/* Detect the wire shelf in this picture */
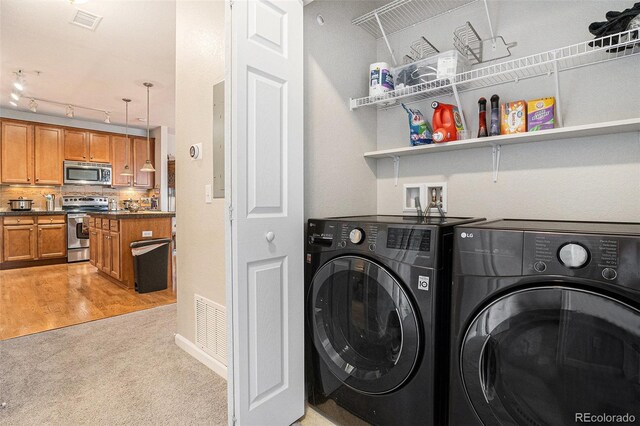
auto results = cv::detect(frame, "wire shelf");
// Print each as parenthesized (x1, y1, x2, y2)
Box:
(350, 29, 640, 110)
(352, 0, 478, 39)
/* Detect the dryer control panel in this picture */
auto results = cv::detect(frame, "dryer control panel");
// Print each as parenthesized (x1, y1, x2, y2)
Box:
(523, 232, 638, 284)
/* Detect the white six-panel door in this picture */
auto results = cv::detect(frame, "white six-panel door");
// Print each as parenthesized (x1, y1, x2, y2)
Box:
(226, 0, 304, 424)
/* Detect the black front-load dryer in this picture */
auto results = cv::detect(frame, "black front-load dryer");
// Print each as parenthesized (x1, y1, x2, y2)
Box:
(305, 215, 485, 426)
(450, 219, 640, 426)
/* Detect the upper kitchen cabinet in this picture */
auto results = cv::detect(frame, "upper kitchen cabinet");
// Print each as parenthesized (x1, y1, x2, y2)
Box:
(132, 137, 155, 189)
(88, 133, 111, 163)
(111, 135, 132, 187)
(64, 130, 111, 163)
(34, 126, 64, 185)
(1, 121, 34, 184)
(64, 129, 88, 161)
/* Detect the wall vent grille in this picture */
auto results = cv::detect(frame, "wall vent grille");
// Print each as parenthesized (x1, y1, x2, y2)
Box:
(195, 295, 227, 365)
(70, 9, 103, 31)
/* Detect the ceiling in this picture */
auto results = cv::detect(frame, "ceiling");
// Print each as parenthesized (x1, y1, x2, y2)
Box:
(0, 0, 176, 130)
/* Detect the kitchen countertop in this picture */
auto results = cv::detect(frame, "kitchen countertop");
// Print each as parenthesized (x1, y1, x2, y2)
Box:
(88, 211, 176, 219)
(0, 210, 67, 216)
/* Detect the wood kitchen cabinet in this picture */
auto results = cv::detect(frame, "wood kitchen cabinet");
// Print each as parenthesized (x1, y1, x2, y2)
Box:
(89, 226, 98, 266)
(64, 130, 111, 163)
(34, 125, 64, 185)
(3, 223, 37, 262)
(111, 135, 132, 187)
(64, 129, 88, 161)
(37, 224, 67, 258)
(89, 133, 111, 162)
(132, 137, 155, 188)
(1, 121, 34, 184)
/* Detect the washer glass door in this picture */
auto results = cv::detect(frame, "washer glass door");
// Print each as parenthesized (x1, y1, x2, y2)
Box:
(310, 256, 420, 395)
(460, 286, 640, 425)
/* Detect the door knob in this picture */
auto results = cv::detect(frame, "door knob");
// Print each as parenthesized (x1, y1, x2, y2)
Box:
(265, 231, 275, 243)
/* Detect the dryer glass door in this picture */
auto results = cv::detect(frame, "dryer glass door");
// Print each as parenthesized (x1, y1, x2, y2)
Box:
(460, 286, 640, 425)
(310, 256, 420, 395)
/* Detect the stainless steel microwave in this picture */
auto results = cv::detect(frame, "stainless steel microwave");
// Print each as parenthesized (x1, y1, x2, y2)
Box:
(63, 161, 112, 186)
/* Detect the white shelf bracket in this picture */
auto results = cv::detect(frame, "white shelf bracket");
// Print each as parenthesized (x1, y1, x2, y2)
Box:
(452, 84, 468, 132)
(552, 51, 564, 128)
(492, 144, 501, 183)
(390, 155, 400, 186)
(374, 12, 398, 66)
(483, 0, 497, 48)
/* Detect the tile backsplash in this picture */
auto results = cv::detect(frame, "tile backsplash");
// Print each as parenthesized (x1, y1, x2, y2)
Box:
(0, 185, 154, 211)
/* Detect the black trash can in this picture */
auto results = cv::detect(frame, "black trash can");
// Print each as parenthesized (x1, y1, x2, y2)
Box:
(130, 238, 171, 293)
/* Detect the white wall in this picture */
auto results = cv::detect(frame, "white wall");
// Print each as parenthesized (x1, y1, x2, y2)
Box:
(304, 0, 379, 219)
(175, 0, 225, 344)
(373, 1, 640, 221)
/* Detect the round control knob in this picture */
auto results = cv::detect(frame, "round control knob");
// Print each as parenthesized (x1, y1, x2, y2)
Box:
(558, 243, 589, 268)
(338, 241, 347, 248)
(349, 228, 364, 244)
(368, 243, 376, 251)
(533, 261, 547, 272)
(602, 268, 617, 280)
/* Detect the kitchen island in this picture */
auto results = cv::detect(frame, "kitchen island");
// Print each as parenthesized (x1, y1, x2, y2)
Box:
(88, 211, 175, 290)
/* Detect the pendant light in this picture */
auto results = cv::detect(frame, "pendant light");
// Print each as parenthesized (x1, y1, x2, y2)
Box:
(120, 98, 134, 177)
(140, 82, 155, 173)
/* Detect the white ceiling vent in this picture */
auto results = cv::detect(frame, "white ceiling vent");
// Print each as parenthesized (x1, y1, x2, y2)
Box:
(70, 9, 103, 31)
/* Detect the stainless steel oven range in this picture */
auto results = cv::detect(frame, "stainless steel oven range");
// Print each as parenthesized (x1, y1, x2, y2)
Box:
(62, 196, 109, 262)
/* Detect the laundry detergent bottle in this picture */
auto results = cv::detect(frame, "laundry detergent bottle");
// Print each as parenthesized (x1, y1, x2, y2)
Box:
(431, 101, 463, 143)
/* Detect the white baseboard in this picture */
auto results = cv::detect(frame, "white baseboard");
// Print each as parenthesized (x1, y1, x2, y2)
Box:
(175, 333, 227, 380)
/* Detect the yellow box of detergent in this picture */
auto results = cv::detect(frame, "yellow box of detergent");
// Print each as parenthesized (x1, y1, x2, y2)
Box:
(527, 97, 555, 131)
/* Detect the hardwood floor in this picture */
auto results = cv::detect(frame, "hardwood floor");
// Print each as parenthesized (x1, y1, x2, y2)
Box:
(0, 262, 176, 340)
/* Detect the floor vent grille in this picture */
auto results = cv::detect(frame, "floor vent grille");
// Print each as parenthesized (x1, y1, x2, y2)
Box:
(195, 295, 227, 365)
(70, 9, 103, 31)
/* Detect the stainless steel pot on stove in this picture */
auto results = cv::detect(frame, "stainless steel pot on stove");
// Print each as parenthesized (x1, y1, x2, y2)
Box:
(8, 197, 33, 211)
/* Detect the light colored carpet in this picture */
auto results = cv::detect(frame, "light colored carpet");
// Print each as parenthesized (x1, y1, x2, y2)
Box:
(0, 304, 227, 425)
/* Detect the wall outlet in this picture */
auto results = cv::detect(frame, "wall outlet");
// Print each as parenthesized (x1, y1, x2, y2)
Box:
(403, 184, 427, 213)
(205, 184, 213, 203)
(424, 182, 448, 214)
(142, 231, 153, 237)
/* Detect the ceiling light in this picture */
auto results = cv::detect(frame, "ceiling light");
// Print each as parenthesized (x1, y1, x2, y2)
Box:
(121, 98, 134, 177)
(11, 92, 20, 101)
(9, 101, 17, 107)
(29, 99, 37, 112)
(104, 112, 111, 124)
(13, 71, 25, 92)
(66, 105, 74, 118)
(140, 82, 155, 173)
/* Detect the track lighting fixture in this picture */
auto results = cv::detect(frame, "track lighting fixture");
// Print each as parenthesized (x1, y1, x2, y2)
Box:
(29, 99, 38, 112)
(11, 92, 20, 101)
(9, 101, 17, 107)
(104, 112, 111, 124)
(66, 105, 74, 118)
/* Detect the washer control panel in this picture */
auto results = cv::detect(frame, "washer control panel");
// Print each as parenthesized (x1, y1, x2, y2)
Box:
(523, 232, 637, 283)
(307, 219, 438, 268)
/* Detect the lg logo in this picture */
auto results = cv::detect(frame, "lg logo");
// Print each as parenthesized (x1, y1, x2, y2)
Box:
(461, 232, 474, 239)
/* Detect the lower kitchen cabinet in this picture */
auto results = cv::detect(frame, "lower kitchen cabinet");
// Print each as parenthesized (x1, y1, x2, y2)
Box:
(2, 215, 67, 265)
(3, 224, 37, 262)
(89, 220, 121, 281)
(37, 224, 67, 259)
